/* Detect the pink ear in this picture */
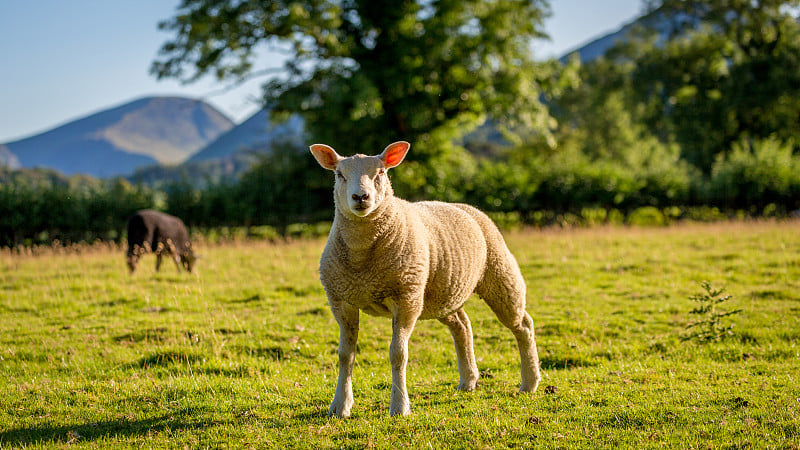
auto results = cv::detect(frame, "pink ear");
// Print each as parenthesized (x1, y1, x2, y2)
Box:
(309, 144, 342, 170)
(380, 141, 410, 169)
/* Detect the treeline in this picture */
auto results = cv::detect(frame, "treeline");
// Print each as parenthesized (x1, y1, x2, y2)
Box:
(3, 135, 799, 247)
(0, 176, 155, 247)
(461, 137, 800, 216)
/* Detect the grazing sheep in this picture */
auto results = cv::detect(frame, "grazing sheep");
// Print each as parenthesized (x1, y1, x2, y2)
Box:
(126, 210, 196, 274)
(310, 141, 541, 417)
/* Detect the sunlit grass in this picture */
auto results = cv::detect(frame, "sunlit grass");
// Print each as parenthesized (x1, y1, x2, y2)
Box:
(1, 220, 799, 448)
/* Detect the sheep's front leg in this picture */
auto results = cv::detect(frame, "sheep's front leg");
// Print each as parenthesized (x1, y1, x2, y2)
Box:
(390, 309, 420, 416)
(329, 299, 359, 418)
(166, 240, 182, 272)
(172, 255, 182, 272)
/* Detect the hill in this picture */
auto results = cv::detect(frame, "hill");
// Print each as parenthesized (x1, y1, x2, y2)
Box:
(2, 97, 234, 177)
(124, 109, 305, 187)
(560, 9, 693, 63)
(187, 110, 304, 162)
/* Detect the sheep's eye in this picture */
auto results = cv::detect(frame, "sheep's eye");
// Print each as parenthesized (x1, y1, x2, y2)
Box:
(336, 171, 346, 182)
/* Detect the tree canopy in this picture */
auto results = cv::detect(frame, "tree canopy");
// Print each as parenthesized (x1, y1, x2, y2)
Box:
(152, 0, 566, 158)
(617, 0, 800, 172)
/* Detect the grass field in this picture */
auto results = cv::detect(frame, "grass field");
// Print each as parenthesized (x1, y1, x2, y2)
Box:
(1, 220, 799, 448)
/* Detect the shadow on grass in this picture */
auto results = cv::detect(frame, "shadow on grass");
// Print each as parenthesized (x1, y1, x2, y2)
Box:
(98, 297, 137, 307)
(297, 307, 327, 316)
(273, 285, 322, 297)
(540, 355, 599, 370)
(229, 294, 262, 303)
(292, 409, 329, 421)
(113, 327, 169, 343)
(235, 345, 286, 360)
(136, 351, 203, 368)
(0, 410, 224, 447)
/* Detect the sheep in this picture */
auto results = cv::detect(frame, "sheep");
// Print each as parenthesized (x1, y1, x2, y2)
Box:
(310, 141, 541, 417)
(125, 209, 196, 274)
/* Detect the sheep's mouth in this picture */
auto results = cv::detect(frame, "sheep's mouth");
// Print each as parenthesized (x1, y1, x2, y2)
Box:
(351, 202, 372, 216)
(352, 199, 371, 209)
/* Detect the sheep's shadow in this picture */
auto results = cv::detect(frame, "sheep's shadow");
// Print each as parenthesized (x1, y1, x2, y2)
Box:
(0, 410, 224, 446)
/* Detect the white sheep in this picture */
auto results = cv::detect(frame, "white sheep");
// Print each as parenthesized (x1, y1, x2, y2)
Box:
(310, 141, 541, 417)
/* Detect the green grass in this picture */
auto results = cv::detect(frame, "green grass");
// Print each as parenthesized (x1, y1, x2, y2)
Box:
(1, 220, 799, 448)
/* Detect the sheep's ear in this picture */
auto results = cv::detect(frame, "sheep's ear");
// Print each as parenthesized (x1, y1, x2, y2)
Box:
(379, 141, 410, 169)
(309, 144, 342, 171)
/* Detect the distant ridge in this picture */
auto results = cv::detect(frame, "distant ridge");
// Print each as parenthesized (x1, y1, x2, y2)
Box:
(127, 110, 305, 187)
(188, 110, 304, 162)
(2, 96, 234, 177)
(559, 9, 690, 63)
(558, 20, 638, 63)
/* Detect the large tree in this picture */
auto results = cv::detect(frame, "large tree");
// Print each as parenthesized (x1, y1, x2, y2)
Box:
(152, 0, 562, 160)
(632, 0, 800, 172)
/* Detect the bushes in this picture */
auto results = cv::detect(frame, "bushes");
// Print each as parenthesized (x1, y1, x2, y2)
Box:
(626, 206, 666, 226)
(705, 137, 800, 211)
(458, 137, 799, 223)
(0, 179, 155, 247)
(462, 142, 695, 216)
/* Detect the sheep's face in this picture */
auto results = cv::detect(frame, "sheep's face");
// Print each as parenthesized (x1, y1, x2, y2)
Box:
(310, 142, 411, 218)
(335, 156, 389, 217)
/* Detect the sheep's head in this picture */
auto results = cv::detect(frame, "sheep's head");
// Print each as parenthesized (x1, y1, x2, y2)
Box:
(310, 141, 410, 218)
(181, 251, 197, 273)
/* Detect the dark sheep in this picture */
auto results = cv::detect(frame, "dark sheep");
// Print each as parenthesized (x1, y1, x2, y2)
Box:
(126, 210, 196, 274)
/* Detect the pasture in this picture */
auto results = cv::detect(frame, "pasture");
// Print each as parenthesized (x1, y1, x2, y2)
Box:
(1, 220, 798, 448)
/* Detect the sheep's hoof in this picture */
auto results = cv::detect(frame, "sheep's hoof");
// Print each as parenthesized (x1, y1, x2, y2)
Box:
(457, 381, 478, 392)
(390, 407, 412, 417)
(328, 403, 352, 418)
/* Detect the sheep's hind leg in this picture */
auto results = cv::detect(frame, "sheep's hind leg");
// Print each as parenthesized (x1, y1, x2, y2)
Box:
(507, 311, 541, 393)
(438, 308, 479, 391)
(477, 279, 541, 393)
(329, 300, 359, 418)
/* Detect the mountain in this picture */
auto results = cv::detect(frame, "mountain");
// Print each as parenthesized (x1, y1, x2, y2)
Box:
(2, 96, 234, 178)
(123, 109, 304, 187)
(560, 10, 692, 63)
(188, 110, 304, 162)
(558, 21, 638, 63)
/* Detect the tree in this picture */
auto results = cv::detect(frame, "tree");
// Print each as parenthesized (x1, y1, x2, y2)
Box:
(152, 0, 563, 160)
(629, 0, 800, 172)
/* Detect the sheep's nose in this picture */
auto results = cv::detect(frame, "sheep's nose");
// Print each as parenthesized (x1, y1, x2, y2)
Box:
(352, 193, 369, 202)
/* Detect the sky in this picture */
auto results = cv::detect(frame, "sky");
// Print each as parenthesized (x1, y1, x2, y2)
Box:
(0, 0, 644, 143)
